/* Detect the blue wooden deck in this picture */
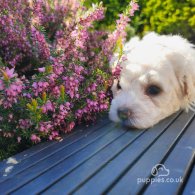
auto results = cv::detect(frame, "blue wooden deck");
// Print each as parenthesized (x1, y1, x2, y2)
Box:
(0, 111, 195, 195)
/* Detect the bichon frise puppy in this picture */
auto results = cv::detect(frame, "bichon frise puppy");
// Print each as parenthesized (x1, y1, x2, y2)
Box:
(109, 32, 195, 129)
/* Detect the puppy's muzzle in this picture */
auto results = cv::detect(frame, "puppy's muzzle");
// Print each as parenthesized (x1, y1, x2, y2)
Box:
(118, 108, 131, 120)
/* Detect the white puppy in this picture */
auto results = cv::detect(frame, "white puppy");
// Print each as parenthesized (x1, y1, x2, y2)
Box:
(109, 32, 195, 129)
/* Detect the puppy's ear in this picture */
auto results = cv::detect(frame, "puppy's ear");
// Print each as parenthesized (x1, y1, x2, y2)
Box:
(167, 51, 195, 110)
(176, 64, 195, 111)
(178, 74, 195, 111)
(180, 75, 189, 97)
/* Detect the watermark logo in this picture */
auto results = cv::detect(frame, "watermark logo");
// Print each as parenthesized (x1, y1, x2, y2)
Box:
(151, 164, 170, 177)
(137, 164, 183, 185)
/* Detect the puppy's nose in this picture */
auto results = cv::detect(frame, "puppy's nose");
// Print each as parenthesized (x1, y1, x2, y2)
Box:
(118, 108, 131, 120)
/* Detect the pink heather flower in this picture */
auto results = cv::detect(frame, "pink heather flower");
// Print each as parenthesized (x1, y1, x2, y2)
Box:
(130, 1, 139, 10)
(100, 103, 108, 110)
(48, 73, 58, 84)
(74, 65, 84, 75)
(8, 54, 23, 67)
(86, 99, 99, 112)
(19, 119, 31, 130)
(98, 91, 106, 99)
(42, 100, 55, 114)
(87, 83, 97, 92)
(65, 121, 75, 133)
(32, 81, 49, 96)
(79, 5, 105, 28)
(5, 68, 17, 79)
(3, 80, 23, 108)
(75, 109, 83, 119)
(112, 64, 122, 79)
(130, 1, 139, 16)
(31, 134, 41, 143)
(39, 121, 53, 133)
(23, 93, 32, 99)
(53, 102, 71, 127)
(52, 61, 64, 75)
(31, 26, 51, 60)
(38, 67, 46, 73)
(51, 86, 60, 97)
(64, 76, 80, 99)
(65, 102, 71, 108)
(49, 131, 59, 140)
(31, 134, 36, 142)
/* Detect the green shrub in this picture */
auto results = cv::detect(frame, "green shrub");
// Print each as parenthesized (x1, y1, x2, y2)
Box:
(137, 0, 195, 41)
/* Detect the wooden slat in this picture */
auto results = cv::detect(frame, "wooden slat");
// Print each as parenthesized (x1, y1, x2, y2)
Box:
(39, 129, 145, 195)
(9, 126, 136, 195)
(43, 111, 182, 194)
(141, 119, 195, 194)
(71, 112, 180, 195)
(106, 111, 194, 195)
(183, 162, 195, 195)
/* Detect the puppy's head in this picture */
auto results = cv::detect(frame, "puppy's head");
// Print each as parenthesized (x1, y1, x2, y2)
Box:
(109, 33, 195, 129)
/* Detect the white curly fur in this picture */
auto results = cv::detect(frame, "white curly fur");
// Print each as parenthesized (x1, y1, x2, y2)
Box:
(109, 32, 195, 129)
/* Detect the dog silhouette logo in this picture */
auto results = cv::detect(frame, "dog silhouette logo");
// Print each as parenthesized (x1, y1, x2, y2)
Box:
(151, 164, 170, 177)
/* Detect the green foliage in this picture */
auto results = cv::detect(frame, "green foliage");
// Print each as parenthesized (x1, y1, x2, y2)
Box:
(0, 137, 32, 160)
(85, 0, 195, 41)
(137, 0, 195, 41)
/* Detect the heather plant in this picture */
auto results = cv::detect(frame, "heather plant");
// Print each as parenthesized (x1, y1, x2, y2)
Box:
(84, 0, 130, 28)
(0, 0, 138, 159)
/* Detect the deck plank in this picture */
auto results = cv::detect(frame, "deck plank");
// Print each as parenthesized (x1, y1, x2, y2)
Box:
(9, 125, 127, 195)
(0, 118, 110, 182)
(43, 111, 182, 194)
(183, 161, 195, 195)
(39, 129, 144, 195)
(107, 111, 194, 195)
(142, 116, 195, 195)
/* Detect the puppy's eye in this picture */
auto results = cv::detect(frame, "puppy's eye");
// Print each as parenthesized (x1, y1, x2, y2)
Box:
(117, 81, 122, 90)
(146, 85, 162, 96)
